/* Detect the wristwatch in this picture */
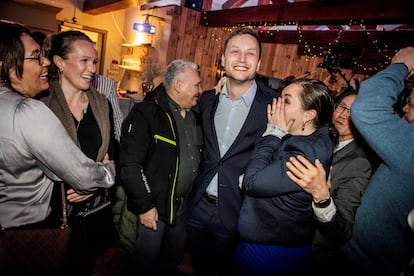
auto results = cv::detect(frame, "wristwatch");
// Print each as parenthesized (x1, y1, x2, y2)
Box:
(314, 197, 331, 208)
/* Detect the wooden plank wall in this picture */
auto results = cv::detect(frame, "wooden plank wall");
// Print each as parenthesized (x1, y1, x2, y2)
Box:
(167, 7, 369, 96)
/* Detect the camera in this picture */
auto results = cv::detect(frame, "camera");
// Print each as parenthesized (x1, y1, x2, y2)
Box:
(318, 42, 363, 72)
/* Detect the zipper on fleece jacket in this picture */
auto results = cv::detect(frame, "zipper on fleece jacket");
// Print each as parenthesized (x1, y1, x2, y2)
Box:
(154, 134, 176, 146)
(153, 105, 179, 224)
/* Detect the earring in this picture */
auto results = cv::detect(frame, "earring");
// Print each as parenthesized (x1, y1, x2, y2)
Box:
(301, 121, 306, 131)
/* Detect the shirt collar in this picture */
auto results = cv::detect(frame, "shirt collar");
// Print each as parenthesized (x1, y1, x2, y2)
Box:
(220, 80, 257, 107)
(335, 138, 354, 153)
(168, 96, 190, 113)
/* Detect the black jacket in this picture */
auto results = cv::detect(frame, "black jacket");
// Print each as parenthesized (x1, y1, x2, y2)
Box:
(119, 85, 201, 225)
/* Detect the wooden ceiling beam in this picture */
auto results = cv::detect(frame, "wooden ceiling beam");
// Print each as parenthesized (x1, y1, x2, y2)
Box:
(83, 0, 141, 15)
(200, 0, 414, 27)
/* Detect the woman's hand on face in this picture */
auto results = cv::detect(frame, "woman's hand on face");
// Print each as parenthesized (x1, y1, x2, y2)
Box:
(66, 188, 94, 203)
(267, 97, 295, 132)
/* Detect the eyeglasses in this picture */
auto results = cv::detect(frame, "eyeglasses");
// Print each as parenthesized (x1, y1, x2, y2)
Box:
(24, 55, 43, 65)
(334, 103, 351, 115)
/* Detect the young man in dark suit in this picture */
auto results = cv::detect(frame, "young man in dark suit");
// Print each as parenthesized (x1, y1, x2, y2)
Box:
(186, 27, 278, 275)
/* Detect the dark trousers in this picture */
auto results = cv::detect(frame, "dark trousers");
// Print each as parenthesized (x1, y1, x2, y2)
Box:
(186, 195, 239, 276)
(124, 198, 187, 274)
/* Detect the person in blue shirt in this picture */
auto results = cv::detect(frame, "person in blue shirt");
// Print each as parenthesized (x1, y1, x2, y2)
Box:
(342, 46, 414, 275)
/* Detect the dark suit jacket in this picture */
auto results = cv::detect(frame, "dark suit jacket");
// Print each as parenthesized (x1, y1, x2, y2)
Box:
(312, 139, 372, 265)
(187, 84, 277, 231)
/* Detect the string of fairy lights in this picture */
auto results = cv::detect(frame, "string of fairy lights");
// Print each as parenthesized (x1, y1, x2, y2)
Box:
(207, 17, 397, 74)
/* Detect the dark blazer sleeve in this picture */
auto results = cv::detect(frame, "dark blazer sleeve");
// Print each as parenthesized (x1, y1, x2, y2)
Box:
(243, 134, 322, 197)
(317, 151, 372, 245)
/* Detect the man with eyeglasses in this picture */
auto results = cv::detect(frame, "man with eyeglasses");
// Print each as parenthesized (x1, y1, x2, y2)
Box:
(285, 89, 374, 274)
(333, 102, 351, 115)
(340, 46, 414, 275)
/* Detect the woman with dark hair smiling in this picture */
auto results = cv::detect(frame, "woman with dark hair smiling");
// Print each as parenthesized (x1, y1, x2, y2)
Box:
(39, 30, 117, 274)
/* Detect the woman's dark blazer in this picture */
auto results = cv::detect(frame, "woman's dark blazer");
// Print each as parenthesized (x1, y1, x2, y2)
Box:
(238, 127, 334, 247)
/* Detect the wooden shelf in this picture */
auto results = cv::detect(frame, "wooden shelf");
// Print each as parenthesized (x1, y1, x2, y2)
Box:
(118, 65, 144, 72)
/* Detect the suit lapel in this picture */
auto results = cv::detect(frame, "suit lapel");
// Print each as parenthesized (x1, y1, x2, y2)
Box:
(333, 140, 357, 164)
(222, 88, 269, 159)
(204, 93, 221, 158)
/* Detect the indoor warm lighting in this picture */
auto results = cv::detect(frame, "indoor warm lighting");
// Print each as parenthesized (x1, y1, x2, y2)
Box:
(133, 22, 155, 34)
(133, 15, 156, 34)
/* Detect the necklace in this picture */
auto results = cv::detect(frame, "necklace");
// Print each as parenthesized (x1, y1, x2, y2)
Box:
(76, 120, 81, 131)
(68, 92, 88, 122)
